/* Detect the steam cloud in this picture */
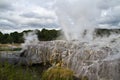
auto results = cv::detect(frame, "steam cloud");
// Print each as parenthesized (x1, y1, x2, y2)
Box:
(54, 0, 120, 41)
(21, 31, 39, 49)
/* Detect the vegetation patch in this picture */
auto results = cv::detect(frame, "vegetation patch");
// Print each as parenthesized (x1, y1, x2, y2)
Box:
(42, 67, 74, 80)
(0, 44, 22, 51)
(0, 63, 35, 80)
(0, 62, 50, 80)
(0, 47, 22, 51)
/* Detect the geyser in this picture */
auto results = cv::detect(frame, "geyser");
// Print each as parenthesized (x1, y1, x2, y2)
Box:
(55, 0, 102, 41)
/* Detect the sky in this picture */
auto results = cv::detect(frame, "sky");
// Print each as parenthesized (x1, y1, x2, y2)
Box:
(0, 0, 120, 33)
(0, 0, 58, 33)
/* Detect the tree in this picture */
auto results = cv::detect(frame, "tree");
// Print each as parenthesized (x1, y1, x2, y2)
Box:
(1, 34, 10, 43)
(0, 32, 3, 43)
(10, 32, 24, 43)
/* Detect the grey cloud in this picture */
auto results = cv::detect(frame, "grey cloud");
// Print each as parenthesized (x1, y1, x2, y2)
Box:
(1, 0, 120, 32)
(99, 17, 120, 26)
(99, 0, 120, 10)
(99, 6, 120, 27)
(0, 16, 18, 25)
(26, 22, 59, 28)
(0, 20, 16, 29)
(20, 12, 55, 19)
(20, 12, 38, 18)
(0, 0, 58, 32)
(0, 2, 13, 11)
(28, 0, 54, 9)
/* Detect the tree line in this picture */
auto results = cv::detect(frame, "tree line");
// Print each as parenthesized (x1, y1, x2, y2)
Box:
(1, 28, 119, 44)
(0, 29, 61, 44)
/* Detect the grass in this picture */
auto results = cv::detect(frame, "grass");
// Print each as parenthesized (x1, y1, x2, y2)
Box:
(0, 62, 38, 80)
(0, 44, 21, 47)
(0, 47, 22, 51)
(0, 61, 89, 80)
(0, 62, 51, 80)
(0, 44, 22, 51)
(42, 67, 74, 80)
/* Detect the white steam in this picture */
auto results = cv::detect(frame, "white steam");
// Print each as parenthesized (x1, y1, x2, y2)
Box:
(54, 0, 101, 41)
(54, 0, 120, 41)
(21, 31, 39, 49)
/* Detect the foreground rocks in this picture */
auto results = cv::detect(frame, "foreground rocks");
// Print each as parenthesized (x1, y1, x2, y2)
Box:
(0, 39, 120, 80)
(0, 51, 20, 65)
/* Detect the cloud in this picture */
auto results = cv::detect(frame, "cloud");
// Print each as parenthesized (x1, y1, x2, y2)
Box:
(0, 20, 14, 29)
(98, 2, 120, 28)
(20, 10, 55, 19)
(55, 0, 120, 29)
(28, 0, 55, 9)
(0, 0, 58, 32)
(0, 0, 14, 11)
(0, 0, 120, 33)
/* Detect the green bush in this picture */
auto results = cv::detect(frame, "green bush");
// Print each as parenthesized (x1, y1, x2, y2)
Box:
(42, 67, 74, 80)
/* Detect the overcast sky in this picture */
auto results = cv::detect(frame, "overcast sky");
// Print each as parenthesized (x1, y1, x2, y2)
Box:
(0, 0, 58, 33)
(0, 0, 120, 33)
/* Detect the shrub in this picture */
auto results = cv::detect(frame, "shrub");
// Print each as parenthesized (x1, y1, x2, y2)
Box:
(42, 67, 74, 80)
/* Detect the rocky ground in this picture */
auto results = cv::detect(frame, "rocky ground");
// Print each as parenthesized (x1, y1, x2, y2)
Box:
(0, 39, 120, 80)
